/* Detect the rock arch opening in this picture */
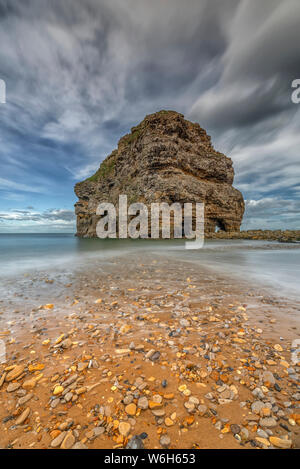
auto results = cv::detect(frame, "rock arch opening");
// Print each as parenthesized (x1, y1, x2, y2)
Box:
(214, 219, 226, 233)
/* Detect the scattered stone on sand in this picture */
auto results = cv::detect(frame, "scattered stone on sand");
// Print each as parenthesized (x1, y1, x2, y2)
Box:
(6, 365, 24, 382)
(269, 436, 292, 449)
(0, 253, 299, 451)
(160, 434, 171, 448)
(119, 421, 131, 437)
(125, 403, 137, 416)
(15, 407, 30, 425)
(51, 432, 67, 448)
(61, 431, 76, 449)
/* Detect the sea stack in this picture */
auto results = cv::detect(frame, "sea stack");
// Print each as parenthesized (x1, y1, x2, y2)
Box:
(74, 110, 244, 237)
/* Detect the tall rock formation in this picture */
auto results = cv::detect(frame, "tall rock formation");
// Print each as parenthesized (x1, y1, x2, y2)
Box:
(75, 110, 244, 237)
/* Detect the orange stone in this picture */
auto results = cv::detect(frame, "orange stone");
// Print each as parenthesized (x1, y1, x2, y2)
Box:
(50, 430, 61, 439)
(220, 374, 229, 383)
(210, 371, 219, 382)
(149, 401, 162, 409)
(163, 393, 174, 400)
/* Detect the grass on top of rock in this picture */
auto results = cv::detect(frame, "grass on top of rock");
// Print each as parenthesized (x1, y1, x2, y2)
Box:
(87, 156, 116, 182)
(123, 128, 143, 145)
(156, 110, 172, 116)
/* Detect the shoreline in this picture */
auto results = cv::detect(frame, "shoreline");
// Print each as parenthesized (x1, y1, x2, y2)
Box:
(0, 253, 299, 449)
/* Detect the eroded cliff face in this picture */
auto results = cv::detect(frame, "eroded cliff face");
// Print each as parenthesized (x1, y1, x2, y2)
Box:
(74, 110, 244, 237)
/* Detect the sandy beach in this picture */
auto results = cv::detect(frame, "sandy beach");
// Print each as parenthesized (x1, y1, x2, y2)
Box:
(0, 251, 299, 449)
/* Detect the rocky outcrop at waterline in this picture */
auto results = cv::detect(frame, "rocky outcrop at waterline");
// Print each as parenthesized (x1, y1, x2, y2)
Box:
(207, 229, 300, 243)
(74, 110, 244, 237)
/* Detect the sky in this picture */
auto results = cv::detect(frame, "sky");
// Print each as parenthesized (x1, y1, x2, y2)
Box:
(0, 0, 299, 233)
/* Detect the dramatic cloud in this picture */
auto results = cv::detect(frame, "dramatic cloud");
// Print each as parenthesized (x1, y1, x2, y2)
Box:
(0, 0, 299, 231)
(243, 198, 300, 230)
(0, 208, 75, 232)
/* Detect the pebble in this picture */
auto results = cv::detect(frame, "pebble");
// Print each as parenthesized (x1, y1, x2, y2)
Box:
(230, 424, 241, 435)
(137, 396, 148, 410)
(160, 434, 171, 448)
(17, 393, 33, 407)
(165, 417, 174, 427)
(269, 436, 292, 449)
(126, 435, 144, 449)
(77, 362, 88, 372)
(51, 432, 66, 448)
(257, 429, 269, 439)
(189, 396, 199, 406)
(259, 417, 277, 428)
(198, 405, 207, 416)
(64, 392, 73, 402)
(53, 385, 64, 396)
(123, 395, 133, 405)
(15, 407, 30, 425)
(262, 371, 275, 386)
(5, 365, 24, 382)
(184, 401, 195, 413)
(61, 338, 72, 349)
(119, 421, 131, 437)
(76, 387, 87, 395)
(255, 437, 270, 448)
(94, 427, 105, 437)
(125, 403, 137, 416)
(72, 442, 88, 449)
(51, 398, 60, 408)
(251, 401, 265, 414)
(22, 378, 37, 391)
(61, 431, 76, 449)
(7, 382, 21, 392)
(240, 428, 249, 440)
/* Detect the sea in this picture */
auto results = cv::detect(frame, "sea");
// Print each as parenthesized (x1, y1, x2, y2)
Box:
(0, 233, 299, 302)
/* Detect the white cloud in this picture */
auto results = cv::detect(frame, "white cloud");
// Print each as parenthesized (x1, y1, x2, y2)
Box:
(0, 208, 75, 224)
(242, 197, 300, 229)
(0, 177, 44, 193)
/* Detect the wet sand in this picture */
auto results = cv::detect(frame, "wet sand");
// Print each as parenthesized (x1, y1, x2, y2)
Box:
(0, 253, 299, 449)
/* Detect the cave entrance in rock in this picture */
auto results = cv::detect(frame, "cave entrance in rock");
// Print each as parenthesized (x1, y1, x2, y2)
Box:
(214, 219, 226, 233)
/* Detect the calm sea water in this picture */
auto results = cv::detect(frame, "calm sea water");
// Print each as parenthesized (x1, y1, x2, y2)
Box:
(0, 233, 299, 300)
